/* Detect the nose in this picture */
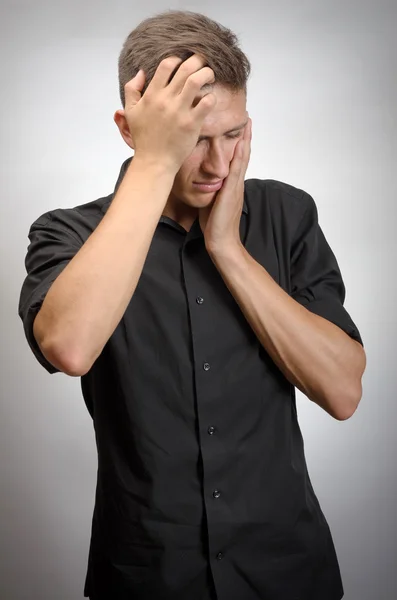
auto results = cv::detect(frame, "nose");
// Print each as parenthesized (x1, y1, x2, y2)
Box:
(200, 144, 230, 181)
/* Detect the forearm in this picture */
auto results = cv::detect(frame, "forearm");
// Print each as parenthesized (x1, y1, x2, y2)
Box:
(209, 243, 366, 420)
(34, 158, 176, 376)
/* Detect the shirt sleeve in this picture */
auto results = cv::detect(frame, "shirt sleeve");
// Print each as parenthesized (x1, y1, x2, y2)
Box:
(18, 210, 82, 374)
(290, 192, 364, 347)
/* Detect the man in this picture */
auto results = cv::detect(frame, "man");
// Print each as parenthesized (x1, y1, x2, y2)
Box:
(18, 10, 366, 600)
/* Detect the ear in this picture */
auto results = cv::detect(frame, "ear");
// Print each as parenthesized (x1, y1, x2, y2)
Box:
(113, 109, 135, 150)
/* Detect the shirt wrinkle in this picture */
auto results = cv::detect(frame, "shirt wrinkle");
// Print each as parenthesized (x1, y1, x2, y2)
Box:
(18, 156, 362, 600)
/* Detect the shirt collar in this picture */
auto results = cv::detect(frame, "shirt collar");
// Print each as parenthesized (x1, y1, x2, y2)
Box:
(106, 156, 248, 217)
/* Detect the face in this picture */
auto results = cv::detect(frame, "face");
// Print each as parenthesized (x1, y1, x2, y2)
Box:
(163, 84, 248, 229)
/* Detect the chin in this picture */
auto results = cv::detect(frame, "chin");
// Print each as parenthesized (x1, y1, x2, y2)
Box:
(192, 196, 216, 208)
(192, 188, 217, 198)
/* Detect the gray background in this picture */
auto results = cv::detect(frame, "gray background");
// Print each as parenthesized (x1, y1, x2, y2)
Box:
(1, 0, 396, 598)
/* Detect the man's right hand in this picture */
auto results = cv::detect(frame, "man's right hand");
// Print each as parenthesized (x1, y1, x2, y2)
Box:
(122, 54, 217, 174)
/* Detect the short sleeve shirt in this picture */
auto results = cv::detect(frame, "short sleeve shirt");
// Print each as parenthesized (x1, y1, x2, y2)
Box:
(18, 156, 363, 600)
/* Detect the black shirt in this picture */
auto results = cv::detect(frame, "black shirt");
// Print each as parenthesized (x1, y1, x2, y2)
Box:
(18, 156, 363, 600)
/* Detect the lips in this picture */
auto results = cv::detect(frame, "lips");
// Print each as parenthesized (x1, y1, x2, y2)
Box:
(192, 180, 224, 192)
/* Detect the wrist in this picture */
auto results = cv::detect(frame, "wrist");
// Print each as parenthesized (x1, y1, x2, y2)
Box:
(131, 152, 179, 179)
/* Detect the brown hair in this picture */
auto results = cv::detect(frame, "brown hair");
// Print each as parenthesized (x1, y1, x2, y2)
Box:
(117, 10, 251, 107)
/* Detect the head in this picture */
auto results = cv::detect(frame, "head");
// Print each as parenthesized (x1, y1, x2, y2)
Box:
(114, 10, 251, 227)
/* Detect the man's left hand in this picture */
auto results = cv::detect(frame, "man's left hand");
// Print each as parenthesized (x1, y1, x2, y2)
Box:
(199, 118, 252, 254)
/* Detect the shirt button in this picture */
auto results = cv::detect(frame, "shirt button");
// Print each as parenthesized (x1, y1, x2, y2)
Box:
(196, 296, 204, 304)
(213, 490, 221, 499)
(208, 426, 216, 435)
(203, 362, 210, 371)
(216, 552, 224, 560)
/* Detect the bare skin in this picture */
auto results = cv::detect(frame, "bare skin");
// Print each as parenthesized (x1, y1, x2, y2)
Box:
(34, 54, 231, 375)
(114, 82, 248, 232)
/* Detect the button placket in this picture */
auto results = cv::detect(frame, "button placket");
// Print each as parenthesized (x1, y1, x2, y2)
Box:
(195, 290, 224, 567)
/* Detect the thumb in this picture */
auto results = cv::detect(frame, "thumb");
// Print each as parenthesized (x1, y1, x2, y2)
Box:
(125, 70, 146, 106)
(133, 69, 146, 92)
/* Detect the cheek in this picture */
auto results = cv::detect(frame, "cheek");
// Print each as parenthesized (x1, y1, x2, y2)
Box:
(173, 163, 196, 190)
(181, 153, 203, 180)
(177, 141, 239, 182)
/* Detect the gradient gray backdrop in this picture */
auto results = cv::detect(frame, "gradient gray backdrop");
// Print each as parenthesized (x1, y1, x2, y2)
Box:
(1, 0, 395, 598)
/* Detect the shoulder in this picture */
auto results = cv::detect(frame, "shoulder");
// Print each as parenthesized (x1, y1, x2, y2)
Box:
(29, 194, 112, 244)
(247, 178, 305, 197)
(244, 178, 315, 223)
(245, 178, 311, 203)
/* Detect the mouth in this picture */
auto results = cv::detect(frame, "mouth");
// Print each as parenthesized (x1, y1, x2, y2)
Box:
(192, 180, 224, 192)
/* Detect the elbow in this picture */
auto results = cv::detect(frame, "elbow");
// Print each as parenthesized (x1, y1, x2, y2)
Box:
(40, 337, 91, 377)
(34, 311, 92, 376)
(333, 341, 366, 421)
(332, 383, 363, 421)
(55, 345, 92, 377)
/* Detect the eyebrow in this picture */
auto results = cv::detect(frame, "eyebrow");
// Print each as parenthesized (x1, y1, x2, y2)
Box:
(197, 119, 249, 142)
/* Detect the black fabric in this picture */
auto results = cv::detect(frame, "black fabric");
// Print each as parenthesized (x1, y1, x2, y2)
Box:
(18, 156, 363, 600)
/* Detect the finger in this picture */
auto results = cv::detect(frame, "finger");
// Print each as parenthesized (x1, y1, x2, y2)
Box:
(146, 56, 184, 94)
(242, 119, 252, 168)
(221, 140, 244, 191)
(235, 120, 251, 184)
(182, 67, 216, 110)
(193, 91, 218, 122)
(167, 53, 208, 95)
(227, 119, 251, 176)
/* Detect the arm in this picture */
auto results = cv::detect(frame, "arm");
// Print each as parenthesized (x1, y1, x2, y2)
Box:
(31, 54, 218, 376)
(34, 158, 175, 376)
(209, 244, 366, 421)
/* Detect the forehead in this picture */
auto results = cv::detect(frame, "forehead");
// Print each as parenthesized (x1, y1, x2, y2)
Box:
(197, 85, 247, 134)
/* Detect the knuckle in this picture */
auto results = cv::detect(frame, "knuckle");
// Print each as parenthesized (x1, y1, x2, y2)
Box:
(156, 98, 166, 111)
(179, 115, 194, 131)
(160, 56, 180, 70)
(190, 67, 214, 88)
(124, 80, 138, 95)
(185, 73, 201, 89)
(201, 93, 215, 106)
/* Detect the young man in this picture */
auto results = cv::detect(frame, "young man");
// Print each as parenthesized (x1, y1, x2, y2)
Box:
(18, 10, 366, 600)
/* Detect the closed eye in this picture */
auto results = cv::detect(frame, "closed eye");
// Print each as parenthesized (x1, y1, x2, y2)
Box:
(197, 131, 242, 144)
